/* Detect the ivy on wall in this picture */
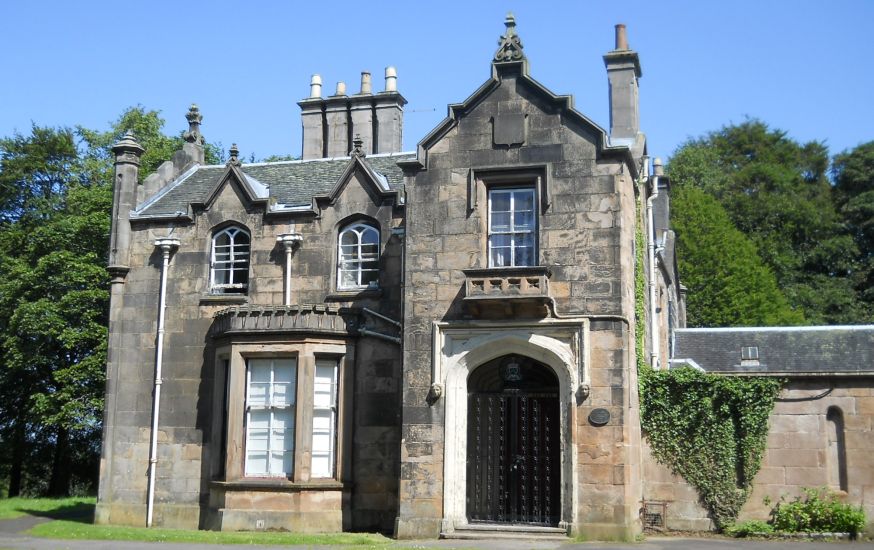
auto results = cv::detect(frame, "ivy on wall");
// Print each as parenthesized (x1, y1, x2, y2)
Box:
(634, 182, 782, 530)
(639, 368, 782, 529)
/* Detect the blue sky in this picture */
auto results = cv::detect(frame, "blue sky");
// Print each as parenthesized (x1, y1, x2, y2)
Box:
(2, 1, 872, 163)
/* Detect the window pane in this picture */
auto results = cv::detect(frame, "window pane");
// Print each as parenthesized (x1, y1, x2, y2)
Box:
(246, 452, 268, 475)
(361, 228, 379, 245)
(490, 247, 510, 267)
(491, 212, 511, 232)
(312, 360, 337, 478)
(515, 190, 535, 211)
(515, 245, 535, 267)
(514, 211, 535, 231)
(341, 231, 358, 246)
(490, 191, 511, 212)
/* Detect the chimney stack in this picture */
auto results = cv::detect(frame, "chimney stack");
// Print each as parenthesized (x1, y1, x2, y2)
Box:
(603, 23, 642, 142)
(298, 68, 406, 159)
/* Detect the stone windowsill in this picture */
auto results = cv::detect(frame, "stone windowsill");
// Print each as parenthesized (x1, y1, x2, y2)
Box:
(200, 294, 249, 306)
(325, 288, 383, 301)
(210, 479, 346, 492)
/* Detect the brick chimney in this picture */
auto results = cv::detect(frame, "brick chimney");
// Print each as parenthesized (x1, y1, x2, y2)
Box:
(298, 67, 407, 159)
(603, 24, 642, 142)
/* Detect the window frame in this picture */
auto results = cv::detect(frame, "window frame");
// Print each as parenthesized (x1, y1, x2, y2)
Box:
(311, 357, 339, 478)
(336, 222, 380, 290)
(210, 226, 251, 294)
(487, 186, 538, 268)
(215, 344, 350, 485)
(243, 358, 297, 478)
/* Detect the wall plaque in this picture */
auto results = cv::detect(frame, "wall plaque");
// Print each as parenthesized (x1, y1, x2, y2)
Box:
(588, 408, 610, 426)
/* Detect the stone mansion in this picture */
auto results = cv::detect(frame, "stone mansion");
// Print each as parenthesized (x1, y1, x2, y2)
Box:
(97, 16, 874, 539)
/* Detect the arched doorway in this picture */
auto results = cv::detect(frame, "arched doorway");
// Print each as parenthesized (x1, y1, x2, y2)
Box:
(466, 354, 561, 526)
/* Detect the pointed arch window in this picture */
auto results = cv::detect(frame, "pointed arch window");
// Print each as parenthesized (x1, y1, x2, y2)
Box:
(211, 226, 250, 294)
(337, 223, 379, 290)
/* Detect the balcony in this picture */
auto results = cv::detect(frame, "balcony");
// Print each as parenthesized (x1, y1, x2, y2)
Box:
(462, 266, 551, 318)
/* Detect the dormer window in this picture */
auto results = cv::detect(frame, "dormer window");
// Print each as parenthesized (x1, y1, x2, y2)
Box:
(337, 223, 379, 290)
(211, 226, 250, 294)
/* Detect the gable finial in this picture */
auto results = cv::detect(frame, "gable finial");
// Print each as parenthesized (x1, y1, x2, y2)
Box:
(183, 104, 204, 145)
(494, 12, 524, 63)
(227, 143, 241, 167)
(351, 134, 365, 157)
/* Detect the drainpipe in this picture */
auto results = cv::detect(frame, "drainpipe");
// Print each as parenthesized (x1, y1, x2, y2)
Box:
(646, 159, 660, 370)
(146, 237, 179, 528)
(277, 232, 303, 306)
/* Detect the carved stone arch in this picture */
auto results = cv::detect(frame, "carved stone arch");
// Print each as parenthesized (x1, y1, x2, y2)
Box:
(440, 328, 580, 533)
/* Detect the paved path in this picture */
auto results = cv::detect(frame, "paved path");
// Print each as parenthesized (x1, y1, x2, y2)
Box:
(1, 516, 872, 550)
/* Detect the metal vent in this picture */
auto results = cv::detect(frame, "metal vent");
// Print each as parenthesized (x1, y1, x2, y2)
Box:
(641, 500, 667, 530)
(741, 346, 759, 360)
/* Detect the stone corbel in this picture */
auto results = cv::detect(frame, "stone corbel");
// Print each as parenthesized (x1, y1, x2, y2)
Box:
(576, 383, 591, 402)
(427, 383, 443, 405)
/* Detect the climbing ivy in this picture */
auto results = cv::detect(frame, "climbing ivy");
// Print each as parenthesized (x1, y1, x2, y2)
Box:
(639, 367, 782, 529)
(634, 192, 647, 373)
(634, 181, 782, 530)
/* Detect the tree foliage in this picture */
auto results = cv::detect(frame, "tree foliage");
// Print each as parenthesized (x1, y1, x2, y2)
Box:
(670, 186, 804, 327)
(0, 106, 209, 496)
(668, 120, 869, 324)
(832, 141, 874, 312)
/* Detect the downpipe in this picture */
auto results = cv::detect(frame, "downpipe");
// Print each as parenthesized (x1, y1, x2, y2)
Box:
(646, 162, 660, 370)
(147, 238, 179, 527)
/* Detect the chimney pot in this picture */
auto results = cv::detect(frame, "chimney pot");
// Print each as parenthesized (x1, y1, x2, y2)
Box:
(335, 81, 347, 96)
(384, 66, 397, 92)
(360, 71, 372, 94)
(614, 24, 628, 50)
(653, 157, 664, 176)
(309, 74, 323, 98)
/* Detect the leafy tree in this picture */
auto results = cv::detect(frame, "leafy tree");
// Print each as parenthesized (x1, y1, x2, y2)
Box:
(832, 141, 874, 314)
(0, 125, 80, 223)
(670, 186, 804, 327)
(0, 106, 214, 496)
(669, 120, 866, 324)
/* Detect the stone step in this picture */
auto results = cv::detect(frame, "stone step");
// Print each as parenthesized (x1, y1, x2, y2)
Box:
(442, 523, 569, 541)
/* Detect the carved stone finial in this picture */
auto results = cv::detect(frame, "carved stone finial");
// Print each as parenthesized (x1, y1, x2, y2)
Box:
(351, 134, 365, 157)
(227, 143, 241, 167)
(183, 104, 204, 145)
(494, 12, 524, 63)
(111, 130, 145, 159)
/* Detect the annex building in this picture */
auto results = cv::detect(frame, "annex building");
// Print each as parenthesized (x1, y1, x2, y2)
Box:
(97, 17, 874, 539)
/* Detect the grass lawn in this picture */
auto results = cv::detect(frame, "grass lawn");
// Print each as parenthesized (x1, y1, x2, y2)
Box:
(1, 497, 394, 546)
(28, 520, 394, 546)
(0, 496, 96, 520)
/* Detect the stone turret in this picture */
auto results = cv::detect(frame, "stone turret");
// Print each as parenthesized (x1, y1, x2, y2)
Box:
(108, 131, 144, 279)
(298, 68, 407, 159)
(603, 24, 642, 143)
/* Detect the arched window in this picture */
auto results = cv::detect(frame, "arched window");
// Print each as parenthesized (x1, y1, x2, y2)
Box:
(337, 223, 379, 290)
(210, 226, 250, 294)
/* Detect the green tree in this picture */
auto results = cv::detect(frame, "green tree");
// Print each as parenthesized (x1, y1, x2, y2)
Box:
(670, 186, 804, 327)
(832, 141, 874, 314)
(669, 120, 865, 324)
(0, 106, 213, 496)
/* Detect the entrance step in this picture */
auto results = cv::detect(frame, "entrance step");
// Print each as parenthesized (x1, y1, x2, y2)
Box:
(441, 523, 569, 541)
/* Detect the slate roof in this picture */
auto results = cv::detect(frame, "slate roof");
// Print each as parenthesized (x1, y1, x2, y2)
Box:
(673, 326, 874, 375)
(135, 152, 416, 217)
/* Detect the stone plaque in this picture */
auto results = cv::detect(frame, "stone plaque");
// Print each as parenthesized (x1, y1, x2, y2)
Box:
(588, 408, 610, 426)
(493, 114, 526, 146)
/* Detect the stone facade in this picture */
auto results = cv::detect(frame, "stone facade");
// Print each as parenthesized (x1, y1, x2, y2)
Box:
(96, 15, 874, 541)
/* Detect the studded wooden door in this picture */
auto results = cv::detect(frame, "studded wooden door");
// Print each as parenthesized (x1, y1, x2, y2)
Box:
(466, 356, 560, 525)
